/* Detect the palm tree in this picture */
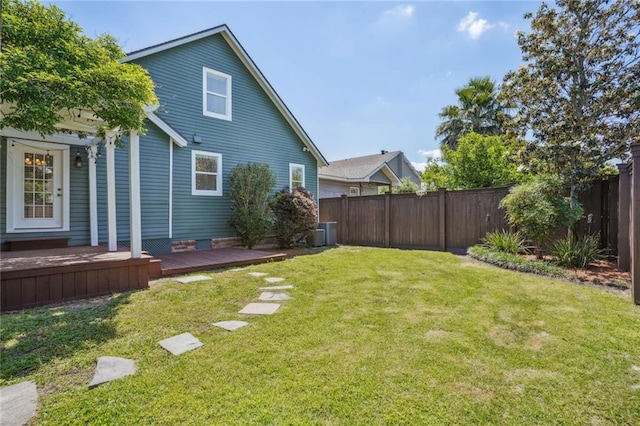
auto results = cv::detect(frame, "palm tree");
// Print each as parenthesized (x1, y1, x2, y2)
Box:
(435, 77, 509, 150)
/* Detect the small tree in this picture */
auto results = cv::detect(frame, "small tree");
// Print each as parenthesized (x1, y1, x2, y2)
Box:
(392, 177, 420, 194)
(228, 163, 276, 249)
(499, 175, 582, 258)
(272, 186, 317, 248)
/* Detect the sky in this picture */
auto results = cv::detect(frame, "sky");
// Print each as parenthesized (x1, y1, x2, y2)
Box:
(51, 0, 542, 171)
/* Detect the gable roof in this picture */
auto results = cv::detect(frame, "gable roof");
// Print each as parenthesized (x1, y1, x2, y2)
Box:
(319, 151, 402, 184)
(124, 25, 328, 166)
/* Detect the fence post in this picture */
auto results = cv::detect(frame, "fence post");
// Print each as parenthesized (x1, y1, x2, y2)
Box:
(340, 195, 348, 244)
(630, 144, 640, 305)
(617, 164, 631, 272)
(384, 192, 391, 247)
(439, 188, 446, 251)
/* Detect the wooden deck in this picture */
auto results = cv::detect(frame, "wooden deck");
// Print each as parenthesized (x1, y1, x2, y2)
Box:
(1, 246, 150, 311)
(153, 248, 286, 277)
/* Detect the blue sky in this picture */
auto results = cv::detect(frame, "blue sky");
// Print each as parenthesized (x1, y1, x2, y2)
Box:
(52, 1, 541, 170)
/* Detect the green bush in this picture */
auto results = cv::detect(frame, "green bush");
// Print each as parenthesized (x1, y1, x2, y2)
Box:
(468, 245, 566, 277)
(228, 163, 276, 249)
(482, 230, 528, 254)
(272, 186, 318, 248)
(550, 234, 603, 269)
(499, 174, 582, 258)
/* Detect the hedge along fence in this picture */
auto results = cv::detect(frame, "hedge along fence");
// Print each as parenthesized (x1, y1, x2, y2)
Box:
(319, 177, 620, 255)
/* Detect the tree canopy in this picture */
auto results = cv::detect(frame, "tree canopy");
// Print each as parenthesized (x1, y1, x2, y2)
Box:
(1, 0, 158, 135)
(502, 0, 639, 195)
(435, 76, 510, 150)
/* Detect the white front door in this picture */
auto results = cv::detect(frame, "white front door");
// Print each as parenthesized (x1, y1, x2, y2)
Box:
(7, 141, 70, 232)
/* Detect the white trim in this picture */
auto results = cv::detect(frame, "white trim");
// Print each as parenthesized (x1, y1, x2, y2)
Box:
(2, 128, 95, 146)
(202, 67, 232, 121)
(146, 112, 188, 147)
(88, 145, 98, 246)
(191, 150, 223, 196)
(129, 131, 142, 258)
(289, 163, 305, 189)
(5, 140, 70, 233)
(106, 138, 118, 251)
(169, 140, 173, 238)
(123, 25, 328, 166)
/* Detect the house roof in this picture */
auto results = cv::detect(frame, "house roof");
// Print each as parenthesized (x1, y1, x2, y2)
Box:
(319, 151, 403, 184)
(124, 25, 328, 166)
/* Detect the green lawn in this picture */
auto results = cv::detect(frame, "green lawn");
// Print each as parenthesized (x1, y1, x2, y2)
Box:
(2, 247, 640, 424)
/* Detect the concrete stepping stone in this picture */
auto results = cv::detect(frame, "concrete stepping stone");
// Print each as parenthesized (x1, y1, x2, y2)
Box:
(159, 333, 203, 355)
(238, 303, 280, 315)
(259, 292, 292, 301)
(176, 275, 210, 284)
(0, 380, 37, 426)
(228, 268, 246, 272)
(264, 277, 285, 284)
(260, 285, 295, 291)
(89, 356, 137, 389)
(248, 272, 268, 277)
(213, 320, 249, 331)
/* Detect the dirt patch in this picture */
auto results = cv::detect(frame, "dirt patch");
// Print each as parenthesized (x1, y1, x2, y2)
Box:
(524, 331, 551, 351)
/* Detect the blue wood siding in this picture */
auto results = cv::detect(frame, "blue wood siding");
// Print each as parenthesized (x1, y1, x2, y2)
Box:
(0, 139, 91, 247)
(132, 33, 319, 242)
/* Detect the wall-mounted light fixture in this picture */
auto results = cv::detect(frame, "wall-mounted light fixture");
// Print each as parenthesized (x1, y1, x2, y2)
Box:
(192, 134, 203, 144)
(302, 147, 310, 152)
(75, 148, 83, 168)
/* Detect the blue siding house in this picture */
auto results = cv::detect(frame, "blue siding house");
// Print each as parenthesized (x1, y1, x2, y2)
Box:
(1, 25, 327, 254)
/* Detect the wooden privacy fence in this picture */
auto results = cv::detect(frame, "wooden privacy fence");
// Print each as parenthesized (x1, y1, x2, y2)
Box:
(319, 178, 620, 254)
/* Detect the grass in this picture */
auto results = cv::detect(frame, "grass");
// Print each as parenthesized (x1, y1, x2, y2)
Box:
(2, 246, 640, 424)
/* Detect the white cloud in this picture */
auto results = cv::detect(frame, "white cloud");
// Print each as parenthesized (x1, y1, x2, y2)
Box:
(412, 161, 427, 172)
(498, 21, 510, 31)
(382, 5, 415, 19)
(457, 11, 495, 40)
(372, 4, 415, 34)
(419, 148, 442, 159)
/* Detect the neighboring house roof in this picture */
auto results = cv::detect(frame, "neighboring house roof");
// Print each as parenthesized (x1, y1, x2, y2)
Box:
(124, 24, 328, 167)
(319, 150, 421, 185)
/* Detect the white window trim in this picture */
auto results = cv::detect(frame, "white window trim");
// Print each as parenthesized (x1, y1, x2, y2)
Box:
(202, 67, 232, 121)
(6, 140, 70, 233)
(191, 150, 222, 196)
(289, 163, 305, 189)
(349, 186, 360, 196)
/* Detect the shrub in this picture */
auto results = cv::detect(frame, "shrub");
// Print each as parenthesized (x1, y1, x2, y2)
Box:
(392, 177, 420, 194)
(499, 174, 582, 258)
(468, 245, 566, 277)
(272, 186, 318, 248)
(228, 163, 276, 249)
(482, 230, 528, 254)
(550, 234, 603, 269)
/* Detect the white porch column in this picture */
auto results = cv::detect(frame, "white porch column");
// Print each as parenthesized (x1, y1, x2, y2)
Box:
(129, 130, 142, 258)
(88, 145, 99, 246)
(105, 132, 118, 252)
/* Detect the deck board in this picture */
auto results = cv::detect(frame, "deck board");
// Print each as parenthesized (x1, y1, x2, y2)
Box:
(155, 248, 286, 277)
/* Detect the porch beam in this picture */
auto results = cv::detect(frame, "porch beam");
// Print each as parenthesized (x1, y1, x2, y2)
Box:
(105, 131, 118, 252)
(88, 145, 99, 246)
(129, 130, 142, 258)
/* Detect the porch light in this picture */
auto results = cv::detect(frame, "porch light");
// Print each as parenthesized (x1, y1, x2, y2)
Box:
(75, 148, 83, 168)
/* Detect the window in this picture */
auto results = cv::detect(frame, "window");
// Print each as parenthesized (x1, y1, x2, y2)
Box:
(289, 163, 305, 189)
(349, 187, 360, 196)
(203, 67, 232, 120)
(192, 150, 222, 196)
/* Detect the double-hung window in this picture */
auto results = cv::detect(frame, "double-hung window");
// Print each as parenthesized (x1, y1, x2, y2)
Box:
(203, 67, 232, 120)
(289, 163, 305, 189)
(192, 150, 222, 196)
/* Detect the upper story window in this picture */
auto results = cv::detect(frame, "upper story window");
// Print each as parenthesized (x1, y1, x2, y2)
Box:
(192, 150, 222, 196)
(290, 163, 305, 189)
(203, 67, 232, 121)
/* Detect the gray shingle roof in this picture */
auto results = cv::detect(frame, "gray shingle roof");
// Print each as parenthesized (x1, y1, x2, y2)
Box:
(319, 151, 401, 180)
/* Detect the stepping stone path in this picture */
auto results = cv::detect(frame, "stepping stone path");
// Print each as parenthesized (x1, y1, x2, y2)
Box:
(159, 333, 203, 355)
(259, 285, 294, 291)
(239, 303, 281, 315)
(213, 320, 249, 331)
(228, 268, 246, 272)
(0, 381, 37, 426)
(248, 272, 268, 277)
(259, 292, 292, 301)
(89, 356, 137, 389)
(176, 275, 210, 284)
(264, 277, 285, 284)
